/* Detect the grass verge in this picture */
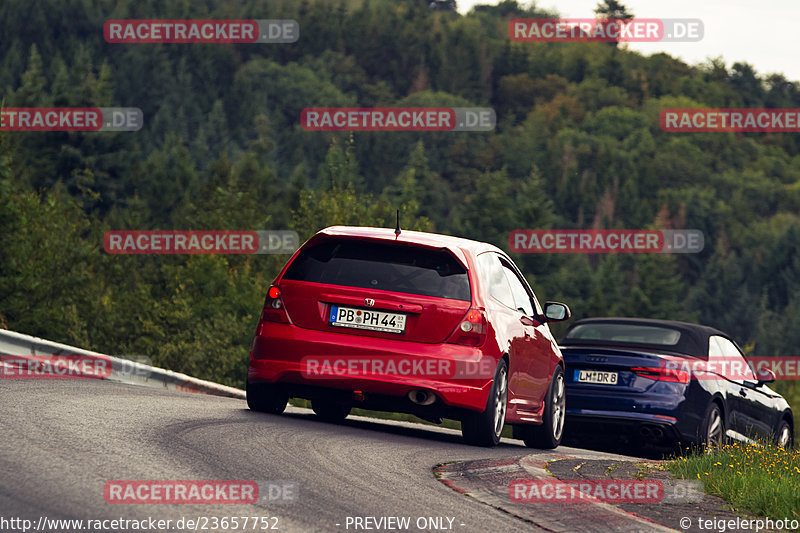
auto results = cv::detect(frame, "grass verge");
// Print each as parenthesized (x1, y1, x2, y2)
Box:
(665, 440, 800, 520)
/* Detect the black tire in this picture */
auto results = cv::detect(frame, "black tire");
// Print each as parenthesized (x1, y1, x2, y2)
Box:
(701, 402, 724, 451)
(246, 382, 288, 414)
(461, 358, 508, 447)
(775, 419, 793, 449)
(311, 400, 351, 422)
(519, 365, 565, 449)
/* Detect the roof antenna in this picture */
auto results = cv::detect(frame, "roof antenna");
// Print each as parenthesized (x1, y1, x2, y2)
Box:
(394, 209, 401, 236)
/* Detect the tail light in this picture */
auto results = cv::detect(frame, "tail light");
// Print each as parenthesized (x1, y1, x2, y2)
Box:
(259, 285, 289, 325)
(447, 308, 487, 347)
(631, 366, 689, 384)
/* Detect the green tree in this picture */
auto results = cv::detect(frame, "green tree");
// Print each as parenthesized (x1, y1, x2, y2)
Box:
(594, 0, 634, 48)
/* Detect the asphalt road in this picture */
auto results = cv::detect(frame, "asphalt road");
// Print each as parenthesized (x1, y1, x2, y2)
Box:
(0, 379, 646, 533)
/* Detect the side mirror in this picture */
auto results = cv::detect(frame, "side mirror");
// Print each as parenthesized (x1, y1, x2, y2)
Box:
(543, 302, 571, 322)
(756, 368, 776, 386)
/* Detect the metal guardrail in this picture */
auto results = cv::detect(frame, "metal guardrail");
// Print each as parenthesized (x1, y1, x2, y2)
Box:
(0, 328, 246, 399)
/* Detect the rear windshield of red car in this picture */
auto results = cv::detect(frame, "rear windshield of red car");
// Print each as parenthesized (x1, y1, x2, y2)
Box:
(282, 239, 471, 301)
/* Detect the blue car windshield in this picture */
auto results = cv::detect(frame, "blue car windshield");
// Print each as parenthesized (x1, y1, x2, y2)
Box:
(564, 323, 681, 345)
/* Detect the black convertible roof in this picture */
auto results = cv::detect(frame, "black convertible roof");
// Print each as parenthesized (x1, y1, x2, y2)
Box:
(560, 317, 733, 359)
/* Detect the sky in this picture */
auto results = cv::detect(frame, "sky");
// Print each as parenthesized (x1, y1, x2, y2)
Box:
(457, 0, 800, 82)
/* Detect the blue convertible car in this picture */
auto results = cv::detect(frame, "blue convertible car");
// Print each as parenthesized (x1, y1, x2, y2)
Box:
(560, 318, 793, 449)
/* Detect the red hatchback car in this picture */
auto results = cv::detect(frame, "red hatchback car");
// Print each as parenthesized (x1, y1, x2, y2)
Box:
(247, 226, 571, 447)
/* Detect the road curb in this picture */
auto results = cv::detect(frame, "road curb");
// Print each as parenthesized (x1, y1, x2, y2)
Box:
(435, 454, 676, 533)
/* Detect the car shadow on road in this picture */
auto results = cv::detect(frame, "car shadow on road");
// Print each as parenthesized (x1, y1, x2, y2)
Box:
(561, 433, 683, 461)
(244, 408, 689, 459)
(244, 408, 533, 449)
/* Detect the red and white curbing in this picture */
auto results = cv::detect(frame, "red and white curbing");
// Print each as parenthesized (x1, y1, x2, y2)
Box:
(435, 453, 675, 533)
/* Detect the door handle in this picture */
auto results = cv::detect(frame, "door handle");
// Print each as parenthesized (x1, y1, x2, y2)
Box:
(739, 389, 747, 397)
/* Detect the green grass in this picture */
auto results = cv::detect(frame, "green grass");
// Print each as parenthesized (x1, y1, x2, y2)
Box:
(665, 440, 800, 520)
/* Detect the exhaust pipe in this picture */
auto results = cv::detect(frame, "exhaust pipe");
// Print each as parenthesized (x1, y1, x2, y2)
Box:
(639, 425, 664, 440)
(408, 389, 436, 406)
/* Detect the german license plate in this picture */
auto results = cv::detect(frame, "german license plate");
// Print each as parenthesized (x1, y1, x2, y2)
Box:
(329, 306, 406, 334)
(575, 369, 618, 384)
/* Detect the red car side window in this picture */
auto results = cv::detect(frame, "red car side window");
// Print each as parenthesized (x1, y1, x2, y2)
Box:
(478, 253, 515, 309)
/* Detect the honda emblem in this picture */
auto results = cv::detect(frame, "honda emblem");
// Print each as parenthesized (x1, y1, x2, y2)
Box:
(365, 298, 375, 307)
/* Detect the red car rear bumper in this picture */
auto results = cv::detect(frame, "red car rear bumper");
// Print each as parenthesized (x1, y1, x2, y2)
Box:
(247, 321, 497, 412)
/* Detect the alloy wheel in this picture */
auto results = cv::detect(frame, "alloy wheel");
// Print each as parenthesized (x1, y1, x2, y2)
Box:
(492, 366, 508, 438)
(552, 372, 565, 441)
